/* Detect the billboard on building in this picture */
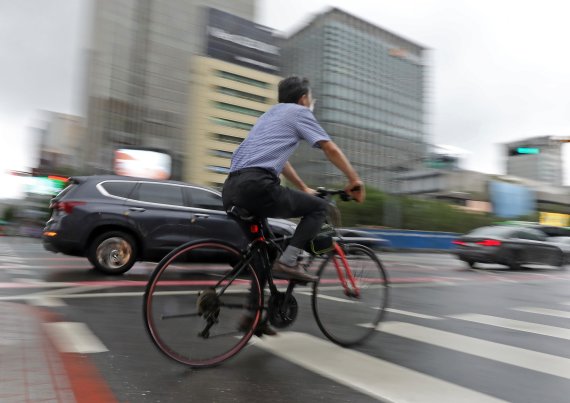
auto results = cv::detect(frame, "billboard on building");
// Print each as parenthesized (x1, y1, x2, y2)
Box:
(489, 181, 535, 218)
(114, 149, 172, 180)
(205, 8, 279, 74)
(539, 212, 570, 227)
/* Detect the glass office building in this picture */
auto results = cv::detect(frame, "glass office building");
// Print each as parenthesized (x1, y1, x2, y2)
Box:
(82, 0, 256, 178)
(281, 8, 428, 190)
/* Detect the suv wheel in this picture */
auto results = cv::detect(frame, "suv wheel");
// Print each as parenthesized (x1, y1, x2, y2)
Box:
(88, 231, 137, 275)
(464, 260, 476, 268)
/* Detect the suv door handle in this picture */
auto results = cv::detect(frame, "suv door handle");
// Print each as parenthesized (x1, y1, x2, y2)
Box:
(129, 207, 146, 212)
(191, 213, 209, 223)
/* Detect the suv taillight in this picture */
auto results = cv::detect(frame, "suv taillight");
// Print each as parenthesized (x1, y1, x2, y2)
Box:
(476, 239, 501, 247)
(50, 201, 86, 214)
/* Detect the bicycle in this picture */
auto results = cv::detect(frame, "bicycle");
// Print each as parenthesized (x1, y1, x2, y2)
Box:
(143, 188, 389, 368)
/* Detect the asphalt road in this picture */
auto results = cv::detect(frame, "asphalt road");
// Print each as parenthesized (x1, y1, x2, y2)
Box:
(1, 236, 569, 402)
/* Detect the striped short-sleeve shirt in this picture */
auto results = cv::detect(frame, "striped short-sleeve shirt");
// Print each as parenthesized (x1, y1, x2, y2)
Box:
(229, 103, 332, 176)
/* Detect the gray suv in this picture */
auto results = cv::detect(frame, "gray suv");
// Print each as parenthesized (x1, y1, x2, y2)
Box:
(43, 175, 295, 274)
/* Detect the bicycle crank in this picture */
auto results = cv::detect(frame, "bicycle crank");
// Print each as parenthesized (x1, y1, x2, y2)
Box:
(268, 292, 298, 328)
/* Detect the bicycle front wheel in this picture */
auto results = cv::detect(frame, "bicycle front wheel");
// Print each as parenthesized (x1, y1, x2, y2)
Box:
(143, 240, 262, 368)
(312, 243, 389, 347)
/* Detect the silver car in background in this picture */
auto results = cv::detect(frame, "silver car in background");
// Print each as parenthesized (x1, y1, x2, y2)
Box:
(453, 225, 567, 270)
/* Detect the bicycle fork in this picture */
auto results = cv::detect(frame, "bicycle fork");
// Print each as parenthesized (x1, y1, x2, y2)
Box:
(331, 243, 361, 298)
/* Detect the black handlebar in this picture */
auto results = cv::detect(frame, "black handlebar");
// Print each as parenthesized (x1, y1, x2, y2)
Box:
(316, 186, 361, 201)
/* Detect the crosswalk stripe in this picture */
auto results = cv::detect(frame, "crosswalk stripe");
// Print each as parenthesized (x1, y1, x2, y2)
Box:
(255, 331, 507, 402)
(448, 314, 570, 340)
(512, 307, 570, 319)
(374, 322, 570, 380)
(43, 322, 108, 354)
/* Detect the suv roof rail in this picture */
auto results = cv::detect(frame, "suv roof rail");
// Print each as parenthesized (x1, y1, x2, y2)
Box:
(68, 176, 89, 184)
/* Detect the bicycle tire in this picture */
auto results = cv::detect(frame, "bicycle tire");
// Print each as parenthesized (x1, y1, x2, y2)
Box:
(143, 240, 262, 368)
(312, 243, 389, 347)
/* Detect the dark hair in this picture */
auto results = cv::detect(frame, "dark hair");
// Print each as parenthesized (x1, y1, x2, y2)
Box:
(278, 76, 310, 103)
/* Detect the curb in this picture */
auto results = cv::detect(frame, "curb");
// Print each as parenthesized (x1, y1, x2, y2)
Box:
(31, 306, 118, 403)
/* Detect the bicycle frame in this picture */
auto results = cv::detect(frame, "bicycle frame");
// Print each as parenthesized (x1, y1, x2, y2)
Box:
(331, 243, 361, 298)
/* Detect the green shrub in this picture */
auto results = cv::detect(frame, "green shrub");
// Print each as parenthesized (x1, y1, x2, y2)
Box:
(336, 186, 537, 233)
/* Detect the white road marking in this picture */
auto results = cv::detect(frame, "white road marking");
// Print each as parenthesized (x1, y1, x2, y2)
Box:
(255, 331, 506, 402)
(0, 285, 115, 301)
(373, 322, 570, 380)
(383, 308, 441, 320)
(298, 291, 355, 304)
(512, 307, 570, 319)
(28, 297, 67, 307)
(448, 314, 570, 341)
(43, 322, 108, 353)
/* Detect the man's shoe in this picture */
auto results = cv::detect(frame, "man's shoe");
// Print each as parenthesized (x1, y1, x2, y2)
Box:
(272, 261, 318, 283)
(238, 315, 278, 337)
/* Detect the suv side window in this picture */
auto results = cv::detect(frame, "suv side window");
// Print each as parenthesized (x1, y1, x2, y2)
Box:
(186, 187, 224, 211)
(100, 181, 136, 199)
(516, 229, 546, 241)
(134, 183, 184, 207)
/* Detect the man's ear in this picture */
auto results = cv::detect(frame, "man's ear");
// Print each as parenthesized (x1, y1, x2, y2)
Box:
(298, 94, 309, 106)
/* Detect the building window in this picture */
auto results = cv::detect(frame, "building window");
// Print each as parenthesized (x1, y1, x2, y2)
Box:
(210, 117, 253, 131)
(213, 102, 264, 117)
(216, 86, 267, 103)
(207, 165, 230, 174)
(209, 149, 233, 159)
(212, 133, 243, 144)
(215, 70, 270, 89)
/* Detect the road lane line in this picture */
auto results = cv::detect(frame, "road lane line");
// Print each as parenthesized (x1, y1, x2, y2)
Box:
(43, 322, 108, 353)
(28, 297, 67, 307)
(383, 308, 441, 320)
(255, 331, 506, 402)
(298, 291, 355, 304)
(448, 314, 570, 340)
(512, 307, 570, 319)
(372, 322, 570, 380)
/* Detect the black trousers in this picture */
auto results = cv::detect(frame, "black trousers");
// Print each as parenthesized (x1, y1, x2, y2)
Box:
(222, 168, 329, 250)
(222, 168, 329, 315)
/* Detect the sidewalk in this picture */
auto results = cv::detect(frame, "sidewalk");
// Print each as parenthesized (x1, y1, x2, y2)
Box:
(0, 302, 116, 403)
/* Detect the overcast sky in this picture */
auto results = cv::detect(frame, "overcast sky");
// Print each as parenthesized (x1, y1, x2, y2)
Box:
(1, 0, 570, 198)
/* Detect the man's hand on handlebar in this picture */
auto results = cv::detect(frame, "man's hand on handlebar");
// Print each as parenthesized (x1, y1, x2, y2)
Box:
(301, 185, 317, 196)
(345, 180, 365, 203)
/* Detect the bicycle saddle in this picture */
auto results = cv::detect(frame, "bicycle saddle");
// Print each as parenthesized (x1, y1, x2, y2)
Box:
(226, 205, 257, 222)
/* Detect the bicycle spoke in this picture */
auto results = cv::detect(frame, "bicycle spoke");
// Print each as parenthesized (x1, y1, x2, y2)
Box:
(143, 241, 263, 368)
(161, 311, 201, 320)
(312, 244, 389, 346)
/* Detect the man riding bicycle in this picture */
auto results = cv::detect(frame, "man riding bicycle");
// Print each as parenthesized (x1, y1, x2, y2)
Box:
(222, 76, 365, 334)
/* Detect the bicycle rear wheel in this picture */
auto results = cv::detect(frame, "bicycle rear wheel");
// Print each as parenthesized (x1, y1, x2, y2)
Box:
(312, 243, 388, 347)
(143, 240, 262, 368)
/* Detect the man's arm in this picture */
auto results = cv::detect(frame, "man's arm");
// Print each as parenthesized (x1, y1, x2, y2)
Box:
(319, 140, 365, 202)
(282, 162, 314, 194)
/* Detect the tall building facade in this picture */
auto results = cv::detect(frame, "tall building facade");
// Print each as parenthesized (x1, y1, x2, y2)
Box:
(505, 136, 564, 185)
(280, 8, 427, 190)
(82, 0, 255, 178)
(186, 8, 281, 188)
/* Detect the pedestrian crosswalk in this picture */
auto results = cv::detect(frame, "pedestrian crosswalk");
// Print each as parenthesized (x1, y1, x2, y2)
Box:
(256, 331, 507, 403)
(448, 313, 570, 340)
(254, 301, 570, 402)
